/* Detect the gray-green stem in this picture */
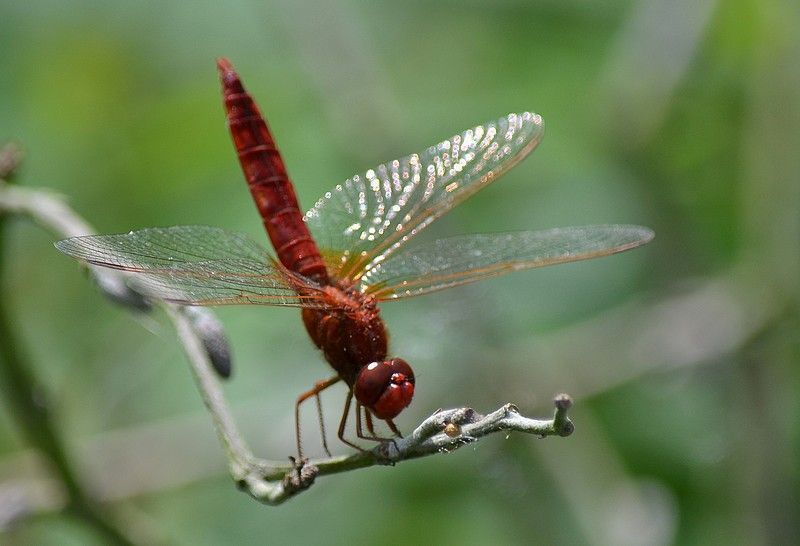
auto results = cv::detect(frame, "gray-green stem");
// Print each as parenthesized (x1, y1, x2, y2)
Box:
(0, 171, 574, 507)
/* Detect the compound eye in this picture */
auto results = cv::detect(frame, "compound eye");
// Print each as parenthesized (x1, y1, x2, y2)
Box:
(354, 358, 415, 419)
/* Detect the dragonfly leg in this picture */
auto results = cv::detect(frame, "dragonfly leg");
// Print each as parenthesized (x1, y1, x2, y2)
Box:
(385, 418, 403, 438)
(360, 409, 401, 457)
(355, 403, 366, 438)
(356, 406, 395, 442)
(295, 376, 341, 459)
(364, 410, 378, 438)
(336, 390, 367, 453)
(334, 395, 398, 453)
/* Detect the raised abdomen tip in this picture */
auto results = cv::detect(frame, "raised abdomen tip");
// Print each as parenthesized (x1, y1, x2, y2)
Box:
(216, 57, 235, 76)
(216, 57, 243, 91)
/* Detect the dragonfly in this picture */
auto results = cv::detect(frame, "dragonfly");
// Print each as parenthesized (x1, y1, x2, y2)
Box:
(56, 58, 654, 459)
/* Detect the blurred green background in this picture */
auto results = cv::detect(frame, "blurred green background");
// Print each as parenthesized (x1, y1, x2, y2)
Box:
(1, 0, 798, 544)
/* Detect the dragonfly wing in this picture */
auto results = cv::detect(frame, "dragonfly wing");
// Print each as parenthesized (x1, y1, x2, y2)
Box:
(360, 225, 654, 300)
(304, 112, 544, 281)
(55, 225, 327, 307)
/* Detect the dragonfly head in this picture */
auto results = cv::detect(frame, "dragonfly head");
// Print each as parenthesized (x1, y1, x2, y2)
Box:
(354, 358, 415, 419)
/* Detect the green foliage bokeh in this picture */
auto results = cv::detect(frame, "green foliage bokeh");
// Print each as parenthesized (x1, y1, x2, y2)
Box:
(1, 1, 798, 544)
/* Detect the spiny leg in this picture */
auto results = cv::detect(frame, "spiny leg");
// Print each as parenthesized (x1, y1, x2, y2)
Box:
(314, 388, 331, 457)
(355, 403, 365, 439)
(295, 376, 340, 459)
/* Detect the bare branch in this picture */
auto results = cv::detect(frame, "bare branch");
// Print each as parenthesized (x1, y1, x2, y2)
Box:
(170, 299, 575, 505)
(221, 397, 574, 505)
(0, 179, 574, 507)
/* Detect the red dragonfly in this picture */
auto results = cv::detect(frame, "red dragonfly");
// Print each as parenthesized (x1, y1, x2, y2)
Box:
(56, 58, 653, 458)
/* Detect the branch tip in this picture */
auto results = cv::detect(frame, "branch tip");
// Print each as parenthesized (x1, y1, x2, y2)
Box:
(552, 393, 574, 437)
(554, 393, 573, 410)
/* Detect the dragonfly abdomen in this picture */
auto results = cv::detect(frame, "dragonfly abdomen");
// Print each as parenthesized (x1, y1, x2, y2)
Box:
(218, 58, 329, 283)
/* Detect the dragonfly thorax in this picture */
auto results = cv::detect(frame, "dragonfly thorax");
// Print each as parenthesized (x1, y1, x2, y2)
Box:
(301, 287, 389, 385)
(301, 285, 415, 418)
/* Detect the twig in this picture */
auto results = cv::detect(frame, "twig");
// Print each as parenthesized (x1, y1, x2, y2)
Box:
(0, 177, 574, 506)
(165, 306, 265, 480)
(170, 292, 574, 504)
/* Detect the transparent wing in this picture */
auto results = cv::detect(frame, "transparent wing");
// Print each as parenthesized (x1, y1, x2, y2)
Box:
(304, 112, 544, 281)
(359, 225, 654, 300)
(55, 225, 328, 307)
